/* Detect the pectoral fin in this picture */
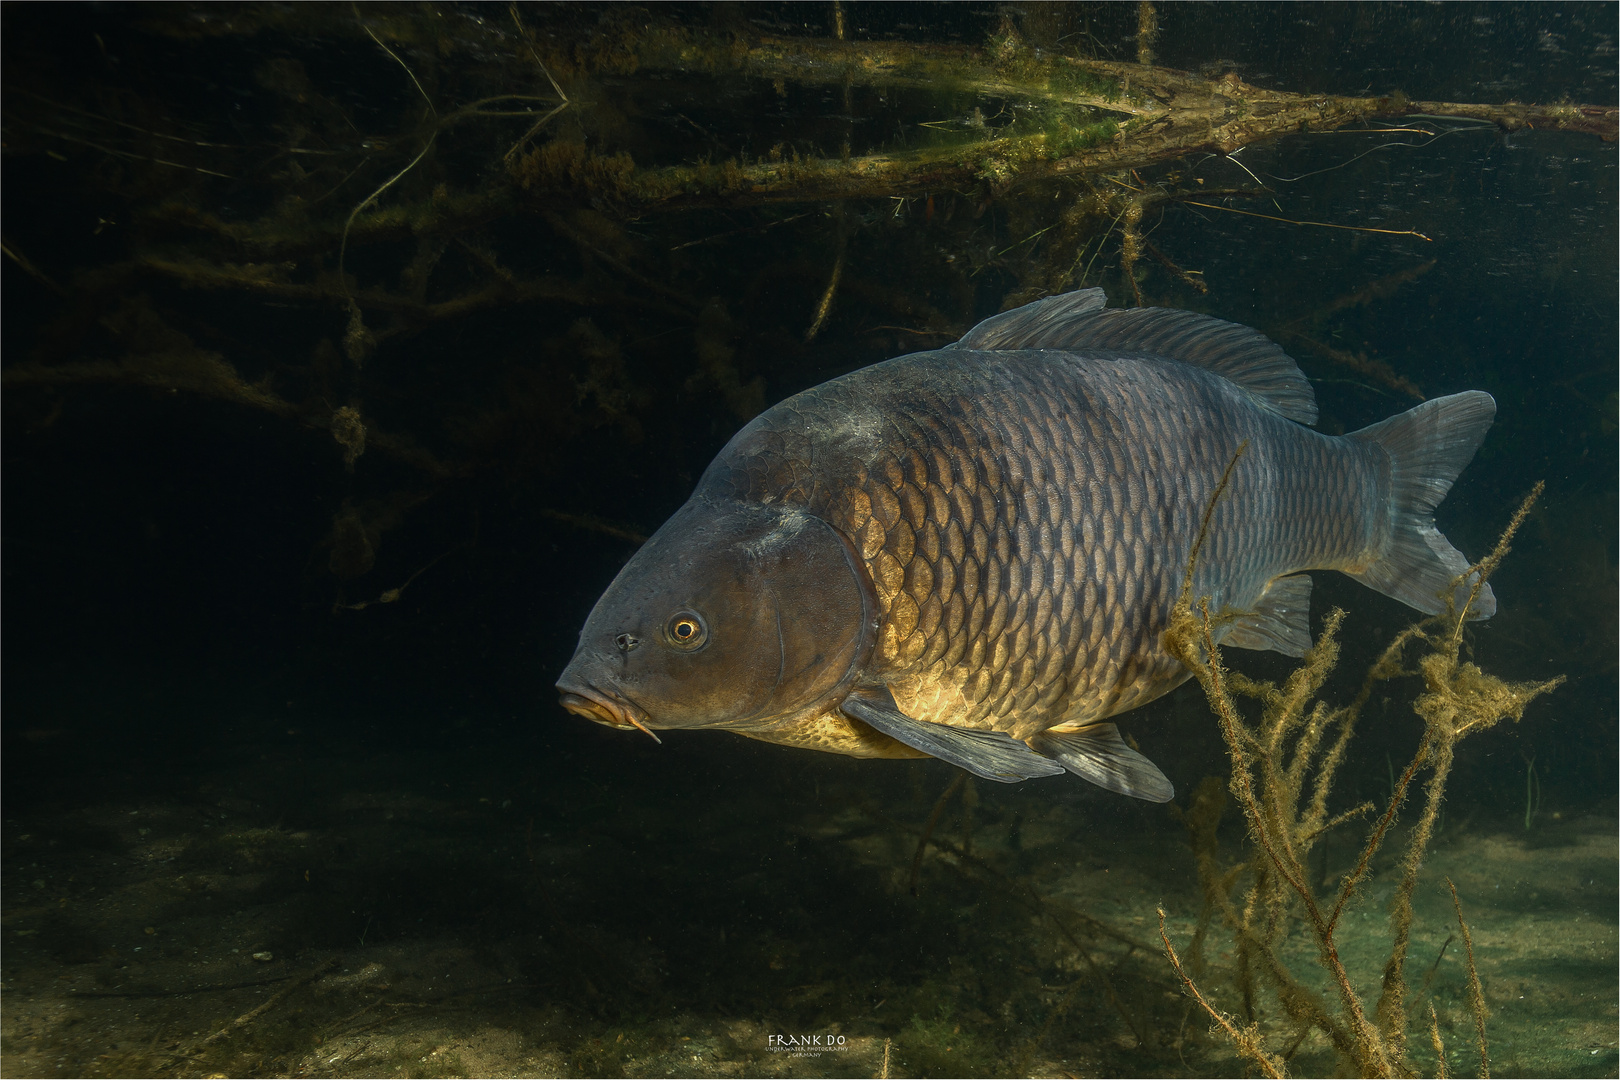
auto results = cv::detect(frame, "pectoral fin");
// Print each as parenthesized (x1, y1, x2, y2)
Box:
(1030, 723, 1175, 802)
(840, 688, 1066, 784)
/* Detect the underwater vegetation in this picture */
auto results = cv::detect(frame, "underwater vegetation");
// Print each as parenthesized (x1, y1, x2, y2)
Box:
(1160, 482, 1563, 1077)
(3, 3, 1614, 543)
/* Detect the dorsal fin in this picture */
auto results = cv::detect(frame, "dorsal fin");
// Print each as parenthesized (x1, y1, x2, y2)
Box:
(952, 288, 1318, 425)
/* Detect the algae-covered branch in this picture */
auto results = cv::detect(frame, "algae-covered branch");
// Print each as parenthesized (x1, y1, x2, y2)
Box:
(2, 3, 1613, 591)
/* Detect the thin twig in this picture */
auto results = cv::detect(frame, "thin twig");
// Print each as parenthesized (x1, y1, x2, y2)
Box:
(909, 773, 965, 895)
(339, 137, 436, 290)
(1447, 879, 1490, 1079)
(503, 3, 571, 160)
(1178, 201, 1432, 241)
(1159, 909, 1285, 1079)
(201, 957, 339, 1045)
(357, 10, 436, 117)
(340, 3, 439, 290)
(1429, 1002, 1450, 1079)
(1179, 441, 1248, 601)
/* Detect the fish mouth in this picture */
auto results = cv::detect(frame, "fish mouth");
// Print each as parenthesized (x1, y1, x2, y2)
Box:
(556, 683, 662, 743)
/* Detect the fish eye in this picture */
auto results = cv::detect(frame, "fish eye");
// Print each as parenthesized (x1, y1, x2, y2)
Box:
(665, 611, 708, 650)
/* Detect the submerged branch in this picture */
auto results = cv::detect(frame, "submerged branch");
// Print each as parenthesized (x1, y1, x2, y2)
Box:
(632, 32, 1617, 143)
(1165, 484, 1563, 1076)
(3, 353, 458, 479)
(1160, 908, 1286, 1079)
(631, 32, 1165, 117)
(128, 33, 1613, 263)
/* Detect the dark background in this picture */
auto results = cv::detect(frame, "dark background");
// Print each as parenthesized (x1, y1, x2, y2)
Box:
(2, 0, 1614, 838)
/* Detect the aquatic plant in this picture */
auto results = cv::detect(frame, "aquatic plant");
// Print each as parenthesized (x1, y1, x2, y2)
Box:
(1521, 754, 1542, 831)
(4, 2, 1612, 628)
(1159, 483, 1563, 1077)
(5, 4, 1612, 498)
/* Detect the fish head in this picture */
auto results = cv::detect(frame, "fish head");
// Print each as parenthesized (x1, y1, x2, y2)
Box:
(557, 499, 874, 735)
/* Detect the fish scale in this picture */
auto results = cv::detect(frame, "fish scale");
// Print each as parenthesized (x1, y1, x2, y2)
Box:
(559, 289, 1497, 798)
(725, 338, 1462, 732)
(716, 353, 1244, 733)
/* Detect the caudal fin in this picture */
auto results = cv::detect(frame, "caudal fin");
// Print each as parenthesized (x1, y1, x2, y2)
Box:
(1347, 391, 1497, 619)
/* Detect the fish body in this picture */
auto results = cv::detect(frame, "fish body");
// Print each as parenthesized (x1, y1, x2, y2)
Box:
(558, 289, 1496, 799)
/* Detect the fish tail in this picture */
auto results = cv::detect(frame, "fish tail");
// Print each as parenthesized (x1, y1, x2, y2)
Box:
(1346, 390, 1498, 619)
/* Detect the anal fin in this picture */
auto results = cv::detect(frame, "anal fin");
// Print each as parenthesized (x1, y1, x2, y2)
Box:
(840, 688, 1065, 784)
(1030, 723, 1174, 802)
(1220, 573, 1313, 657)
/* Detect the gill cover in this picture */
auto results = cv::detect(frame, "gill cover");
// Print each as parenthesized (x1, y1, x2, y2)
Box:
(557, 498, 873, 730)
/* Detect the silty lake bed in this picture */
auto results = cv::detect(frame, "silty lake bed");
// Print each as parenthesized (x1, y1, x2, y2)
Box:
(1, 720, 1616, 1078)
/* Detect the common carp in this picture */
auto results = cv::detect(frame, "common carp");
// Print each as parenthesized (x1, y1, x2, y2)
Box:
(557, 288, 1495, 800)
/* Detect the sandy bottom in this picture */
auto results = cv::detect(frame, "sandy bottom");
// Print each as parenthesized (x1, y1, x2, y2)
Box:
(2, 729, 1614, 1079)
